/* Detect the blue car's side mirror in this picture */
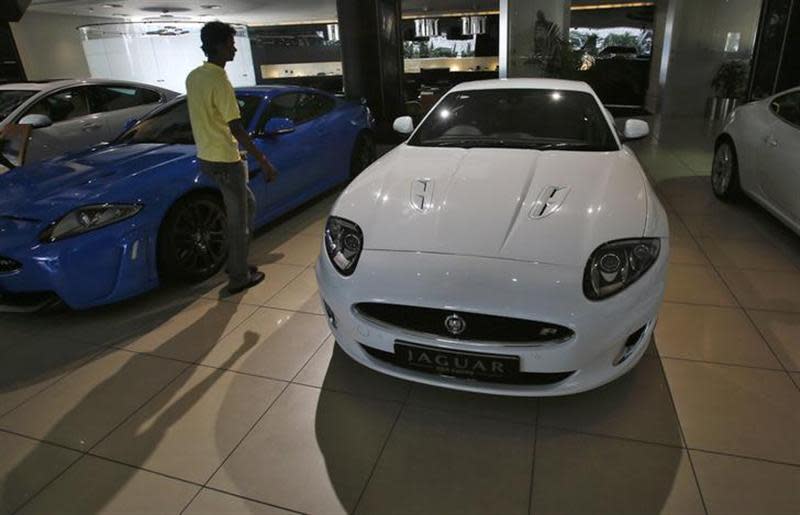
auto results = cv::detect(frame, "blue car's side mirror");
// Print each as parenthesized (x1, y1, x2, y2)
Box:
(263, 117, 295, 136)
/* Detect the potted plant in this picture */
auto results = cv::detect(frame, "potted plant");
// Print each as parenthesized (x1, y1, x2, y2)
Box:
(709, 60, 750, 120)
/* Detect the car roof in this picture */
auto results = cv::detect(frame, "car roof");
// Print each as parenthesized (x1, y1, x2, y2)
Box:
(450, 78, 596, 94)
(0, 78, 173, 93)
(234, 84, 324, 97)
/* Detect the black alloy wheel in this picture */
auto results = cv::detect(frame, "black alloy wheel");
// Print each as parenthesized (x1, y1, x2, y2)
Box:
(159, 193, 228, 282)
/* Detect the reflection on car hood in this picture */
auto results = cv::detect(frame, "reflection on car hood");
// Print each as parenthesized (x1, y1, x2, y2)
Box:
(0, 143, 195, 222)
(334, 144, 648, 267)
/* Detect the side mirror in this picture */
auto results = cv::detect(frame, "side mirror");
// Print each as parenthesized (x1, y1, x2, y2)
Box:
(122, 117, 138, 132)
(393, 116, 414, 135)
(18, 114, 53, 129)
(263, 117, 295, 136)
(622, 119, 650, 141)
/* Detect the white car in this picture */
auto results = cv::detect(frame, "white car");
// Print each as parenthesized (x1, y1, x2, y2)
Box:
(316, 79, 669, 396)
(712, 87, 800, 235)
(0, 79, 177, 166)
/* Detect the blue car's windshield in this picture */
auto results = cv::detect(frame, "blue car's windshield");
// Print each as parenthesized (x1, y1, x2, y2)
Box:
(116, 95, 261, 145)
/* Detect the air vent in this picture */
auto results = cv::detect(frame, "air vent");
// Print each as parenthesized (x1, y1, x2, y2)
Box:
(530, 186, 570, 219)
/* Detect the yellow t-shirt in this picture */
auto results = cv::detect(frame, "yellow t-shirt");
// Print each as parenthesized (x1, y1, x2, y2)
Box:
(186, 62, 242, 163)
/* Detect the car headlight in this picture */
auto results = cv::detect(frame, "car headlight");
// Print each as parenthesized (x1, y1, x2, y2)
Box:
(40, 204, 142, 243)
(583, 238, 661, 300)
(324, 216, 363, 276)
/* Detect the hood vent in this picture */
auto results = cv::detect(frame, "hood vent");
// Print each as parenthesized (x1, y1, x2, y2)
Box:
(529, 186, 570, 219)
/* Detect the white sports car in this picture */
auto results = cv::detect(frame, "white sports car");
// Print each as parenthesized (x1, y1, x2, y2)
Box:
(316, 79, 669, 396)
(712, 86, 800, 235)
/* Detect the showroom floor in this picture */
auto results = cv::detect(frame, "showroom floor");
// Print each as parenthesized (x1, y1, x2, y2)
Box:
(1, 117, 799, 515)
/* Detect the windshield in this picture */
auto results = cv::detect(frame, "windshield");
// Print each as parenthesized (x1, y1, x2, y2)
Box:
(409, 89, 618, 151)
(0, 90, 36, 120)
(116, 95, 262, 145)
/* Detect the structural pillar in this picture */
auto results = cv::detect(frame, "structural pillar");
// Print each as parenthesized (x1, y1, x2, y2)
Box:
(500, 0, 570, 78)
(337, 0, 405, 135)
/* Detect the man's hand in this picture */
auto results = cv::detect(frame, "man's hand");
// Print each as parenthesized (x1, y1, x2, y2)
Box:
(257, 153, 277, 183)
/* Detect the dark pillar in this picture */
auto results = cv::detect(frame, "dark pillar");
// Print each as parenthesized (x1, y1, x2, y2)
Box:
(337, 0, 405, 138)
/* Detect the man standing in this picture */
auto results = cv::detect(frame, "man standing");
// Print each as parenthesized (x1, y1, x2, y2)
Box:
(186, 22, 276, 295)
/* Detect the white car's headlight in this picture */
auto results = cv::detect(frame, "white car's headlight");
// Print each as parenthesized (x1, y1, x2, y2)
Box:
(41, 204, 142, 243)
(324, 216, 363, 276)
(583, 238, 661, 300)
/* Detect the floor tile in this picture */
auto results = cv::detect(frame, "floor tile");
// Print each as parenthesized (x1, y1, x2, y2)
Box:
(665, 212, 693, 242)
(356, 406, 534, 515)
(655, 303, 781, 369)
(199, 263, 305, 307)
(531, 428, 704, 515)
(664, 264, 737, 307)
(16, 456, 198, 515)
(668, 238, 709, 265)
(0, 336, 103, 417)
(264, 267, 325, 314)
(0, 350, 187, 451)
(184, 489, 296, 515)
(690, 450, 800, 515)
(114, 299, 259, 363)
(792, 373, 800, 389)
(697, 238, 797, 271)
(717, 268, 800, 312)
(662, 359, 800, 464)
(294, 337, 411, 403)
(0, 432, 81, 515)
(406, 384, 538, 426)
(200, 308, 329, 381)
(250, 233, 321, 267)
(539, 357, 683, 446)
(94, 366, 285, 484)
(747, 310, 800, 371)
(209, 384, 400, 515)
(682, 214, 767, 241)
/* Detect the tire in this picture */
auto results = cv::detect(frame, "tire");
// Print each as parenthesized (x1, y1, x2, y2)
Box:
(350, 132, 376, 179)
(158, 192, 228, 283)
(711, 139, 742, 202)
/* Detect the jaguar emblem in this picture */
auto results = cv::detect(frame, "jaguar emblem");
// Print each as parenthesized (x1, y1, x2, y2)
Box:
(444, 314, 467, 336)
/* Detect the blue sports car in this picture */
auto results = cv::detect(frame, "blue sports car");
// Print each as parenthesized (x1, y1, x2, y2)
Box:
(0, 85, 375, 310)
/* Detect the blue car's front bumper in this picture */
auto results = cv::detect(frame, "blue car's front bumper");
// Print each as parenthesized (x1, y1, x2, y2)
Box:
(0, 216, 160, 310)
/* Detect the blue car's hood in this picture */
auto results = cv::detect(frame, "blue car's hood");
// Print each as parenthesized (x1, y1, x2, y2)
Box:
(0, 143, 196, 222)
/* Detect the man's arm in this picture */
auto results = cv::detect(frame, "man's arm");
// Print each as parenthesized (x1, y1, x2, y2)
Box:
(229, 119, 277, 182)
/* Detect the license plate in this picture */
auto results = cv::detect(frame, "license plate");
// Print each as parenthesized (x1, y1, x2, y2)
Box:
(395, 342, 519, 381)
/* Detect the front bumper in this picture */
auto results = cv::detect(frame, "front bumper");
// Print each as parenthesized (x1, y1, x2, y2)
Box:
(316, 244, 667, 396)
(0, 217, 159, 310)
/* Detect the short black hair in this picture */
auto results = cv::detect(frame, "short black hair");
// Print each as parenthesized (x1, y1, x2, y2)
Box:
(200, 22, 236, 56)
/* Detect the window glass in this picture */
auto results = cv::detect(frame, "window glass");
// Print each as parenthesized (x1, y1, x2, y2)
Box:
(265, 93, 301, 123)
(771, 91, 800, 126)
(409, 89, 618, 151)
(295, 93, 335, 124)
(89, 86, 162, 112)
(0, 90, 35, 119)
(25, 87, 90, 123)
(117, 95, 261, 145)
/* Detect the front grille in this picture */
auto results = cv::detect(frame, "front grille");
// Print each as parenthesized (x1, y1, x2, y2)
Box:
(0, 256, 21, 273)
(354, 303, 573, 344)
(361, 344, 574, 385)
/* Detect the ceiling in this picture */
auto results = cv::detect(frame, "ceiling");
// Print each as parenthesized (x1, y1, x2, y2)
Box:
(28, 0, 651, 25)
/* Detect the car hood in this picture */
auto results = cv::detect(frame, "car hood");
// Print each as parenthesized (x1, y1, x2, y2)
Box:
(0, 143, 195, 223)
(335, 145, 649, 268)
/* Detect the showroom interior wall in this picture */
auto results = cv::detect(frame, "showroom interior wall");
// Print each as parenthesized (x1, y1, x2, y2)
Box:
(9, 11, 113, 80)
(656, 0, 762, 117)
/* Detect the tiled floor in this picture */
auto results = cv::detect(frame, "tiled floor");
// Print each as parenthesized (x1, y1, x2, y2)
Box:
(1, 118, 799, 514)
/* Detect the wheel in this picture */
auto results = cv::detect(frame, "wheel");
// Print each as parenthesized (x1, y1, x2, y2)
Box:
(711, 140, 741, 202)
(350, 132, 376, 179)
(158, 192, 228, 282)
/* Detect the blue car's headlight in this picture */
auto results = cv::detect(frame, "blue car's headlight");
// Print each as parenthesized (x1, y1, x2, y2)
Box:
(40, 203, 142, 243)
(583, 238, 661, 300)
(324, 216, 363, 276)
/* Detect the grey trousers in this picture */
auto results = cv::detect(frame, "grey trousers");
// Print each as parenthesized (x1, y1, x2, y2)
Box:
(198, 159, 256, 288)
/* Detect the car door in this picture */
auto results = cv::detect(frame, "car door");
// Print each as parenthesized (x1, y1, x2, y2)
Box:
(22, 86, 103, 162)
(759, 91, 800, 223)
(248, 92, 324, 222)
(87, 85, 165, 141)
(295, 92, 340, 184)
